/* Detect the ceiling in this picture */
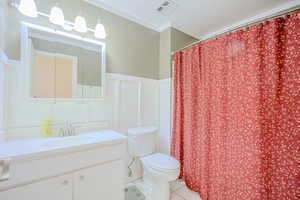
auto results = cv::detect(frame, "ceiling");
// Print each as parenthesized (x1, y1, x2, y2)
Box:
(86, 0, 300, 39)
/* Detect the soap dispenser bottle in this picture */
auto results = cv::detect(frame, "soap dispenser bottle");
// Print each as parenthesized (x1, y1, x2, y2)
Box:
(42, 116, 52, 138)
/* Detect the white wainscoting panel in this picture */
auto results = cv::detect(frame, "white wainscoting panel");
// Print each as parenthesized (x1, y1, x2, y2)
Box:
(119, 80, 140, 133)
(107, 73, 159, 134)
(159, 78, 172, 155)
(107, 73, 159, 182)
(0, 49, 8, 143)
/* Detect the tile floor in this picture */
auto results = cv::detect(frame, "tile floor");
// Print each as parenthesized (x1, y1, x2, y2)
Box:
(129, 179, 202, 200)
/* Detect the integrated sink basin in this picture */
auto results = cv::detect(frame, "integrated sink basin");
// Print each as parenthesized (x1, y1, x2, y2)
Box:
(0, 130, 127, 160)
(0, 130, 127, 199)
(42, 135, 98, 147)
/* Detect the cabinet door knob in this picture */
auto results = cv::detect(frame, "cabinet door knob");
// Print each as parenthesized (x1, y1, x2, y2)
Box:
(80, 175, 85, 180)
(62, 180, 69, 185)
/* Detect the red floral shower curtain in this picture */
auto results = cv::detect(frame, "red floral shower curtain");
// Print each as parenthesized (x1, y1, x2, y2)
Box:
(171, 11, 300, 200)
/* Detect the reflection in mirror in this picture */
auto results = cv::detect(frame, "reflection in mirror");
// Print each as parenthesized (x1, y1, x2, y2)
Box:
(31, 38, 57, 98)
(24, 23, 105, 100)
(77, 45, 102, 99)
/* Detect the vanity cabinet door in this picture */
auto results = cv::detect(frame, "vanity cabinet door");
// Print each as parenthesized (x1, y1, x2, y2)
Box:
(0, 174, 73, 200)
(73, 160, 125, 200)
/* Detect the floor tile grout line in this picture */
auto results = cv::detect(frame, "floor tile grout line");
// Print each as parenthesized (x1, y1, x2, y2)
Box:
(171, 181, 186, 192)
(173, 187, 202, 200)
(174, 192, 188, 200)
(130, 179, 193, 200)
(171, 185, 185, 193)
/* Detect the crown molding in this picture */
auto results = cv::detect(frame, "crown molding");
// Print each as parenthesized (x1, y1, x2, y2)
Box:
(157, 22, 172, 32)
(200, 0, 300, 40)
(85, 0, 168, 32)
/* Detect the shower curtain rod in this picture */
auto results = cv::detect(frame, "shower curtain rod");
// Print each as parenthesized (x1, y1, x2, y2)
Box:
(171, 5, 300, 55)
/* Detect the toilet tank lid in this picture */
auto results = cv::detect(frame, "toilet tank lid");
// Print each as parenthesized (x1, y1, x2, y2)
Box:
(128, 126, 158, 136)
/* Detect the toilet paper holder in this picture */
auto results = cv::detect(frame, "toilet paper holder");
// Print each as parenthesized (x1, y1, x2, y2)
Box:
(0, 159, 10, 181)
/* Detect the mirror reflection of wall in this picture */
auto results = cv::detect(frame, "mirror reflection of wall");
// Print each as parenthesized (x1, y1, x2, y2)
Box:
(26, 24, 105, 100)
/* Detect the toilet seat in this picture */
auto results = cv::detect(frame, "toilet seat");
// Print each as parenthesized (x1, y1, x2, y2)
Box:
(142, 153, 180, 172)
(140, 153, 180, 200)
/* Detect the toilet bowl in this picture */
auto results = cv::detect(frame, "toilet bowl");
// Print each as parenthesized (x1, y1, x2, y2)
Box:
(141, 153, 180, 200)
(127, 127, 180, 200)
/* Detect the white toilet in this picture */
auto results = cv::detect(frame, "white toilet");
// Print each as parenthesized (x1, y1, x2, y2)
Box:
(128, 127, 180, 200)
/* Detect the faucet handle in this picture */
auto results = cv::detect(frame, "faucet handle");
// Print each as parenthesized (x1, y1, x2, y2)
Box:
(60, 127, 66, 137)
(71, 124, 76, 136)
(59, 122, 76, 137)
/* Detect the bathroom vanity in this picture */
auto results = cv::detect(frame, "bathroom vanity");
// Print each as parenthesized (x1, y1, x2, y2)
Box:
(0, 130, 126, 200)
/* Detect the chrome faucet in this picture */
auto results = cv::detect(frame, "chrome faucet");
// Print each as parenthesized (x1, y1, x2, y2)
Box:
(60, 121, 76, 137)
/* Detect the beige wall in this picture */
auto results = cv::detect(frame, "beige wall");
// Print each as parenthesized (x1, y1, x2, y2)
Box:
(171, 28, 198, 52)
(159, 27, 197, 79)
(4, 0, 160, 79)
(159, 28, 171, 80)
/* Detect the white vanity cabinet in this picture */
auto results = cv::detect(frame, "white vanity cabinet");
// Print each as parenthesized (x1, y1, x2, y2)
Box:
(74, 160, 124, 200)
(0, 174, 73, 200)
(0, 160, 124, 200)
(0, 131, 127, 200)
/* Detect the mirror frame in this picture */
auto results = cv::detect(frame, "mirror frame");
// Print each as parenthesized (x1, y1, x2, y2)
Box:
(20, 22, 106, 102)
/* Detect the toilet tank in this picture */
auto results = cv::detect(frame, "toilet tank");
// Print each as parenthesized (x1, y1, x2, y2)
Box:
(127, 127, 157, 157)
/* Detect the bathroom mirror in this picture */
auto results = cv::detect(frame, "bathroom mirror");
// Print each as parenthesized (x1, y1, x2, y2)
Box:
(21, 22, 106, 100)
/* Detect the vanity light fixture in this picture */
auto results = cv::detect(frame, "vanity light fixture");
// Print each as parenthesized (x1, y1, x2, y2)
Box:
(74, 16, 88, 33)
(49, 5, 65, 25)
(18, 0, 38, 18)
(94, 21, 107, 39)
(12, 1, 107, 39)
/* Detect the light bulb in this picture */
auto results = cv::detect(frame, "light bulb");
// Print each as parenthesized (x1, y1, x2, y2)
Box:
(74, 16, 87, 33)
(94, 23, 107, 39)
(49, 6, 65, 26)
(18, 0, 38, 18)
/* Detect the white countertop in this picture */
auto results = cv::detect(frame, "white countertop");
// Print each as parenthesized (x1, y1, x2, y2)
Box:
(0, 130, 127, 161)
